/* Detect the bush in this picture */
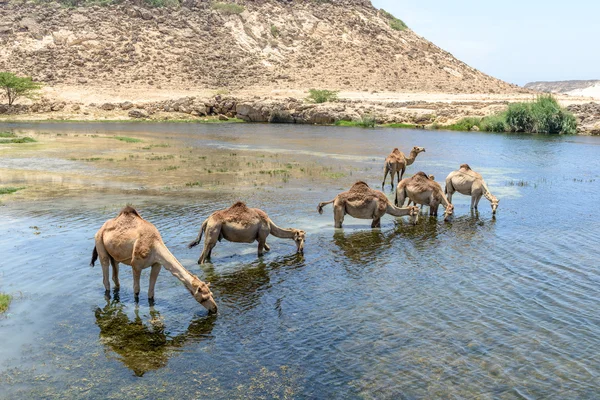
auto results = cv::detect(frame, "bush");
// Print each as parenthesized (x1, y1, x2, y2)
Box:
(306, 89, 338, 104)
(211, 2, 245, 14)
(270, 25, 280, 38)
(0, 72, 43, 106)
(445, 117, 482, 131)
(480, 114, 507, 133)
(380, 9, 408, 31)
(357, 114, 376, 128)
(505, 95, 576, 134)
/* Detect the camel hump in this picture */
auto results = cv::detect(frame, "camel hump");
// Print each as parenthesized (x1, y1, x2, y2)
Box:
(229, 201, 249, 210)
(119, 205, 141, 217)
(460, 163, 472, 170)
(350, 181, 370, 190)
(413, 171, 429, 178)
(392, 148, 400, 153)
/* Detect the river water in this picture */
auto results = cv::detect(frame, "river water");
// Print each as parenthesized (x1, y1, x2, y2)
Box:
(0, 123, 598, 398)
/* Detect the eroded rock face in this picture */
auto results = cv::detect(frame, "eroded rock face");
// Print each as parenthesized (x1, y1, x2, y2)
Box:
(0, 1, 521, 94)
(128, 109, 149, 118)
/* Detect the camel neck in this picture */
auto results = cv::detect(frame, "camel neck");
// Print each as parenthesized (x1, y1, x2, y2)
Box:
(154, 243, 197, 289)
(405, 151, 418, 166)
(482, 182, 496, 202)
(268, 221, 295, 239)
(386, 203, 411, 217)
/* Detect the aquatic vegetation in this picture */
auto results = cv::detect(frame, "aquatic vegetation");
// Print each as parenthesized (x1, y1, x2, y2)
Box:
(113, 136, 143, 143)
(0, 131, 36, 143)
(0, 187, 24, 195)
(382, 123, 417, 129)
(335, 115, 376, 128)
(0, 293, 11, 314)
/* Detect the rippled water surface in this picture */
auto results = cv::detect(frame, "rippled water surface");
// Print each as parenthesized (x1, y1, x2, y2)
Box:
(0, 123, 599, 398)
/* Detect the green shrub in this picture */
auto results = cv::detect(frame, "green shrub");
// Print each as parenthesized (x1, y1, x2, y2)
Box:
(270, 25, 280, 38)
(211, 2, 245, 14)
(357, 114, 376, 128)
(0, 72, 43, 106)
(480, 114, 507, 133)
(505, 95, 576, 134)
(380, 9, 408, 31)
(306, 89, 338, 104)
(445, 117, 482, 131)
(144, 0, 180, 7)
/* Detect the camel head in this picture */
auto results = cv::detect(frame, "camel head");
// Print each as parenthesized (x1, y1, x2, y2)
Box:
(190, 277, 217, 313)
(412, 146, 426, 154)
(444, 203, 454, 221)
(408, 206, 420, 225)
(428, 175, 435, 181)
(490, 197, 499, 215)
(293, 229, 306, 253)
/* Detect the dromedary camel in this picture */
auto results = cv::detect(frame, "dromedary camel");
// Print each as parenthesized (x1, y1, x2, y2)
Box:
(445, 164, 499, 214)
(382, 146, 426, 189)
(91, 206, 217, 313)
(395, 172, 454, 221)
(317, 181, 420, 228)
(188, 202, 306, 264)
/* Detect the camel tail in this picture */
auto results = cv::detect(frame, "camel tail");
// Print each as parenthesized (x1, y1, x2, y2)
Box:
(90, 246, 98, 267)
(188, 219, 207, 248)
(317, 199, 335, 215)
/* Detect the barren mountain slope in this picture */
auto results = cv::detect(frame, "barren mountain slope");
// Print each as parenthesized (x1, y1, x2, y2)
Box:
(0, 0, 522, 94)
(525, 80, 600, 99)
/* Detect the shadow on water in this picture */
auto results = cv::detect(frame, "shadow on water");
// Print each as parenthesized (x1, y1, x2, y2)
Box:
(200, 253, 306, 312)
(332, 229, 396, 263)
(94, 294, 216, 377)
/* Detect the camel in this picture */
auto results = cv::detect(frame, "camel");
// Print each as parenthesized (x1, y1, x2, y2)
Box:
(188, 202, 306, 264)
(317, 181, 420, 228)
(395, 172, 454, 221)
(445, 164, 499, 214)
(91, 206, 217, 313)
(382, 146, 426, 189)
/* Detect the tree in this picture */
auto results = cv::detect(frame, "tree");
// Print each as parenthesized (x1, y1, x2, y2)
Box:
(0, 72, 43, 106)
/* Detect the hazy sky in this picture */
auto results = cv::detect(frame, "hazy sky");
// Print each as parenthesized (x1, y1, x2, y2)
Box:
(371, 0, 599, 86)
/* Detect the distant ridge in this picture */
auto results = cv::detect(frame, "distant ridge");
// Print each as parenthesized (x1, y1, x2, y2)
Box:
(525, 80, 600, 94)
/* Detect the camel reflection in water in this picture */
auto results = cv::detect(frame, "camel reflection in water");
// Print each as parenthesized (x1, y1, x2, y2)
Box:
(94, 295, 216, 377)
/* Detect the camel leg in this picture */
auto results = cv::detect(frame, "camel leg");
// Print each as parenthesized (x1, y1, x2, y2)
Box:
(389, 169, 395, 189)
(148, 263, 161, 301)
(110, 258, 120, 289)
(132, 268, 142, 302)
(94, 240, 111, 293)
(399, 166, 406, 182)
(446, 190, 453, 204)
(371, 218, 381, 228)
(471, 195, 476, 210)
(199, 227, 220, 264)
(334, 205, 345, 228)
(382, 166, 390, 189)
(474, 194, 482, 210)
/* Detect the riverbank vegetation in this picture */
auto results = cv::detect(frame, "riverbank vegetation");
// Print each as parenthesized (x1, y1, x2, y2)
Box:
(306, 89, 339, 104)
(0, 293, 11, 314)
(0, 131, 36, 143)
(0, 72, 42, 106)
(438, 96, 577, 134)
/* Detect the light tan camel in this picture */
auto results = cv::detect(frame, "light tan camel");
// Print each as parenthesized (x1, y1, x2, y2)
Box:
(91, 206, 217, 313)
(382, 146, 426, 189)
(395, 172, 454, 221)
(188, 202, 306, 264)
(317, 181, 420, 228)
(445, 164, 499, 214)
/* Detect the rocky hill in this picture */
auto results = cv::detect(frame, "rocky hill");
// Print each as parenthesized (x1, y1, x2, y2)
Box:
(0, 0, 522, 94)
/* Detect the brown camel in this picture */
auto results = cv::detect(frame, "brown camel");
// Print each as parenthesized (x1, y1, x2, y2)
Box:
(317, 181, 420, 228)
(91, 206, 217, 313)
(445, 164, 499, 214)
(382, 146, 426, 189)
(395, 172, 454, 221)
(188, 202, 306, 264)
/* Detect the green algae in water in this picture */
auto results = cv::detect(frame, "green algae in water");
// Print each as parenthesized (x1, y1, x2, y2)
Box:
(113, 136, 143, 143)
(0, 293, 11, 314)
(0, 187, 24, 195)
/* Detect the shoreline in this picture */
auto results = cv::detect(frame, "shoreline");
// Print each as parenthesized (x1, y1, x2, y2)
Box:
(1, 87, 599, 134)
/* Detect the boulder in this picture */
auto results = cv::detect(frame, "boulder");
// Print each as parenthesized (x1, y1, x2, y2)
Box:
(218, 114, 229, 121)
(100, 103, 116, 111)
(120, 101, 134, 110)
(470, 125, 480, 132)
(129, 109, 149, 119)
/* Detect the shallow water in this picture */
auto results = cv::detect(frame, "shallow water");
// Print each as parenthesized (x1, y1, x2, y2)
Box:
(0, 122, 599, 398)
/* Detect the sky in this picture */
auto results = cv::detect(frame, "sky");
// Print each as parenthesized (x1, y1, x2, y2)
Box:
(371, 0, 600, 86)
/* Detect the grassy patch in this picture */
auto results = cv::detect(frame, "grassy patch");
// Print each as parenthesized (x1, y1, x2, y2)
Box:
(113, 136, 143, 143)
(0, 131, 15, 138)
(0, 133, 36, 143)
(0, 293, 11, 314)
(335, 115, 376, 128)
(306, 89, 338, 104)
(382, 123, 417, 129)
(271, 25, 280, 38)
(0, 187, 24, 195)
(380, 9, 408, 31)
(211, 2, 245, 14)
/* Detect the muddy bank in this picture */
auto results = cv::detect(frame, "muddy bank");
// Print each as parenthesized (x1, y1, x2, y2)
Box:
(2, 93, 599, 134)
